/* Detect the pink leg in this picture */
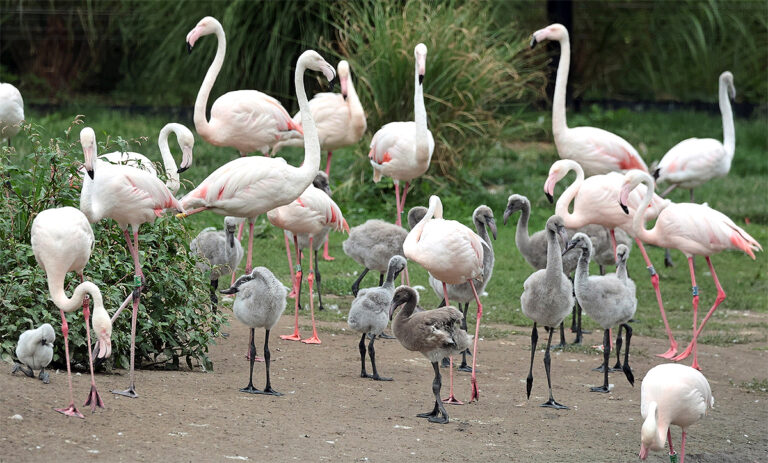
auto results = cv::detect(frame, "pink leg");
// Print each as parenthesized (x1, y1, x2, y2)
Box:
(112, 229, 142, 398)
(400, 182, 409, 212)
(468, 280, 482, 402)
(245, 220, 255, 274)
(668, 428, 676, 457)
(680, 430, 687, 463)
(442, 282, 463, 405)
(403, 267, 410, 287)
(281, 236, 303, 341)
(635, 238, 678, 358)
(394, 182, 402, 227)
(675, 256, 725, 370)
(80, 274, 104, 411)
(672, 258, 699, 363)
(285, 233, 297, 298)
(325, 151, 332, 176)
(322, 239, 334, 261)
(302, 238, 321, 344)
(55, 309, 84, 418)
(230, 221, 247, 287)
(610, 229, 617, 261)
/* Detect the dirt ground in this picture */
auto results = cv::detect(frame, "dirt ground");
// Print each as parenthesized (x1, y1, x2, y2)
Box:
(2, 299, 767, 462)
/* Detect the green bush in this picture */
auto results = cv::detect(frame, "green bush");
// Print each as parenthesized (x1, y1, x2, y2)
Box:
(0, 118, 220, 371)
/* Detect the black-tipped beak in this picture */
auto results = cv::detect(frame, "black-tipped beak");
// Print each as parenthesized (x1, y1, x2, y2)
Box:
(87, 169, 94, 180)
(329, 78, 336, 92)
(562, 240, 577, 256)
(178, 166, 189, 174)
(418, 74, 424, 85)
(41, 338, 47, 345)
(487, 217, 498, 240)
(503, 207, 513, 225)
(343, 93, 348, 101)
(620, 201, 629, 215)
(545, 192, 553, 204)
(187, 42, 193, 54)
(220, 286, 238, 295)
(227, 230, 235, 248)
(652, 168, 660, 181)
(530, 37, 538, 49)
(93, 344, 105, 368)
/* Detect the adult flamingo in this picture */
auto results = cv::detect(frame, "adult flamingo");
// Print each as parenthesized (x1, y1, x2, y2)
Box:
(271, 60, 366, 177)
(404, 195, 487, 403)
(186, 16, 301, 156)
(0, 82, 24, 145)
(369, 43, 435, 226)
(267, 179, 348, 344)
(178, 50, 336, 278)
(544, 159, 680, 356)
(619, 170, 761, 370)
(31, 207, 113, 418)
(79, 127, 183, 398)
(530, 24, 648, 176)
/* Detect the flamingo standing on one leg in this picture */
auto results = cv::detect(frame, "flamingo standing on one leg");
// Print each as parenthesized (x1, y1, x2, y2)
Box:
(268, 179, 348, 344)
(404, 195, 487, 403)
(369, 43, 435, 227)
(530, 24, 648, 176)
(619, 170, 761, 370)
(185, 16, 302, 157)
(30, 207, 113, 418)
(543, 159, 684, 358)
(177, 50, 336, 276)
(79, 127, 183, 398)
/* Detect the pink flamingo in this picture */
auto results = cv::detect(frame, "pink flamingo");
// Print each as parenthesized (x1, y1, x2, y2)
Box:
(186, 16, 302, 157)
(178, 50, 336, 277)
(369, 43, 434, 227)
(544, 159, 683, 357)
(30, 207, 113, 418)
(530, 24, 648, 176)
(404, 195, 487, 403)
(619, 170, 761, 370)
(267, 180, 348, 344)
(79, 127, 183, 398)
(640, 363, 714, 463)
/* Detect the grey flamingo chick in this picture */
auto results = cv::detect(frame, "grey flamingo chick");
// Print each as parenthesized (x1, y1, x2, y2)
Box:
(389, 285, 472, 424)
(565, 234, 636, 392)
(190, 216, 244, 314)
(347, 256, 407, 381)
(429, 205, 496, 371)
(12, 323, 55, 384)
(220, 267, 286, 396)
(520, 215, 573, 409)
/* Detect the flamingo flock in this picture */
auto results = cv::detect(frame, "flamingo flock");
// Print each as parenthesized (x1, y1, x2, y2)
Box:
(9, 16, 761, 461)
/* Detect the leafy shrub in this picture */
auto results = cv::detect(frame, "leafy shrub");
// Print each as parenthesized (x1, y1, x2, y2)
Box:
(0, 118, 220, 371)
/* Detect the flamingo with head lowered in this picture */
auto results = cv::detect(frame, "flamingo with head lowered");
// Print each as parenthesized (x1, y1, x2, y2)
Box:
(177, 50, 336, 278)
(369, 43, 434, 227)
(530, 24, 648, 176)
(186, 16, 301, 157)
(619, 170, 761, 370)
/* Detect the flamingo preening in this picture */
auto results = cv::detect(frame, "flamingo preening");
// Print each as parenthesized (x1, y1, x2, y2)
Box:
(530, 24, 648, 176)
(31, 207, 113, 418)
(619, 170, 761, 370)
(186, 16, 301, 156)
(369, 43, 435, 227)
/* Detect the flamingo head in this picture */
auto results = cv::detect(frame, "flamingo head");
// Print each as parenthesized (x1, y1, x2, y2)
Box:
(720, 71, 736, 100)
(313, 171, 331, 196)
(300, 50, 336, 85)
(174, 124, 195, 173)
(473, 205, 497, 240)
(563, 232, 591, 258)
(428, 195, 443, 220)
(91, 306, 112, 360)
(186, 16, 220, 52)
(503, 194, 530, 225)
(338, 60, 350, 100)
(619, 170, 652, 214)
(639, 402, 663, 459)
(530, 23, 569, 48)
(406, 206, 428, 230)
(80, 127, 96, 179)
(389, 285, 418, 320)
(544, 160, 573, 203)
(40, 323, 56, 347)
(615, 244, 630, 265)
(388, 255, 408, 281)
(220, 268, 260, 295)
(546, 215, 569, 249)
(224, 216, 241, 247)
(414, 43, 427, 85)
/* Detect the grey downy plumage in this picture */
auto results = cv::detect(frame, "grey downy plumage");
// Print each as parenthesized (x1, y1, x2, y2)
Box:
(190, 216, 244, 314)
(12, 323, 55, 384)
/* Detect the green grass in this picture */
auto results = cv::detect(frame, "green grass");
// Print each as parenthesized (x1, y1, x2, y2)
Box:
(11, 105, 768, 351)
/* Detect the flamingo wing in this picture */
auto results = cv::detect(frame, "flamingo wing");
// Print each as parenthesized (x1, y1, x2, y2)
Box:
(656, 138, 729, 187)
(564, 126, 648, 174)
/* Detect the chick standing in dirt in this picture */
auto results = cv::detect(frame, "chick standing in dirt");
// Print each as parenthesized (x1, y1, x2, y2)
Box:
(12, 323, 55, 384)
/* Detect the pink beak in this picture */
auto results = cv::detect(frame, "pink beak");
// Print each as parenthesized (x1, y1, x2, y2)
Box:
(186, 26, 203, 48)
(619, 183, 632, 213)
(340, 75, 349, 100)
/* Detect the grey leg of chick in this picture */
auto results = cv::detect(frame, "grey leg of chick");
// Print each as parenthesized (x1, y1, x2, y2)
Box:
(12, 363, 34, 378)
(39, 368, 50, 384)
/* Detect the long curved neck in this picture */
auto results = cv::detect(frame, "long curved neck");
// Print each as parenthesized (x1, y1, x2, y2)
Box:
(574, 246, 591, 287)
(514, 202, 533, 258)
(383, 264, 399, 289)
(474, 219, 494, 275)
(554, 162, 584, 223)
(193, 24, 226, 140)
(552, 36, 571, 137)
(294, 57, 321, 183)
(616, 257, 628, 281)
(632, 176, 656, 240)
(641, 402, 667, 451)
(158, 125, 180, 193)
(347, 77, 366, 132)
(413, 59, 430, 164)
(719, 80, 735, 159)
(545, 228, 564, 283)
(399, 295, 418, 319)
(47, 277, 104, 315)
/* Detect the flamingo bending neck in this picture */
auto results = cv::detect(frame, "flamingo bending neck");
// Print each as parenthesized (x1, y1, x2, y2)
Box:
(192, 19, 226, 141)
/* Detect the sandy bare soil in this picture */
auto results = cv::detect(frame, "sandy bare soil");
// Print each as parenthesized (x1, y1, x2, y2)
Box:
(2, 302, 767, 463)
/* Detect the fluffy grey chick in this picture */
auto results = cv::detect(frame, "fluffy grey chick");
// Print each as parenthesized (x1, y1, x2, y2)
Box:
(347, 255, 407, 381)
(429, 205, 497, 371)
(12, 323, 55, 384)
(579, 224, 633, 275)
(565, 233, 636, 393)
(190, 216, 244, 314)
(343, 206, 425, 296)
(389, 285, 472, 424)
(520, 215, 574, 410)
(220, 267, 287, 396)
